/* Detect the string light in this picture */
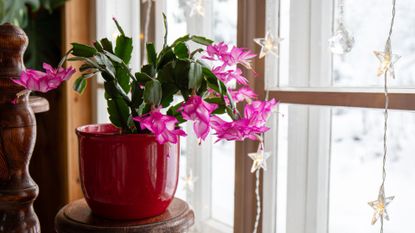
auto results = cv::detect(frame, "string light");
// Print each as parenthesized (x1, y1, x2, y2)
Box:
(374, 41, 401, 79)
(181, 169, 199, 192)
(248, 142, 270, 173)
(368, 188, 395, 225)
(329, 0, 354, 54)
(187, 0, 205, 17)
(248, 141, 270, 233)
(248, 89, 273, 233)
(369, 0, 399, 232)
(254, 32, 283, 59)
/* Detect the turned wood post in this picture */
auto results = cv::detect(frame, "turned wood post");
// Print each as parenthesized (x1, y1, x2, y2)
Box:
(0, 23, 40, 233)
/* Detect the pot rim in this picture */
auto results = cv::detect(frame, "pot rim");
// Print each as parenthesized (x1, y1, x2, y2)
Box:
(76, 123, 156, 139)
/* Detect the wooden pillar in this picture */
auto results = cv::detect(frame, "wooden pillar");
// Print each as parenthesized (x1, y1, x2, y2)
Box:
(60, 0, 94, 203)
(0, 23, 40, 233)
(235, 0, 266, 232)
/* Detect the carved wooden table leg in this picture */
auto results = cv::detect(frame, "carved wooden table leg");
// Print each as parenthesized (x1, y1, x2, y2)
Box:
(0, 23, 40, 233)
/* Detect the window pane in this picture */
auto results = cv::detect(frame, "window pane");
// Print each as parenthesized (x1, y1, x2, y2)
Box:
(277, 0, 290, 87)
(97, 88, 110, 123)
(333, 0, 415, 87)
(212, 139, 235, 226)
(272, 104, 415, 233)
(330, 107, 415, 233)
(165, 0, 237, 231)
(275, 105, 289, 233)
(271, 0, 415, 88)
(212, 0, 237, 44)
(166, 0, 187, 44)
(210, 0, 237, 227)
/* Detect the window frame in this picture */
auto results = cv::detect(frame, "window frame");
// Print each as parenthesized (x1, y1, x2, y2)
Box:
(235, 1, 269, 233)
(261, 1, 415, 233)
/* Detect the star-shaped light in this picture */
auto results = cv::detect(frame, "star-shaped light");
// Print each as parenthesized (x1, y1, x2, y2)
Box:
(187, 0, 204, 17)
(368, 188, 394, 225)
(181, 169, 199, 192)
(374, 42, 401, 79)
(248, 144, 271, 173)
(254, 32, 283, 59)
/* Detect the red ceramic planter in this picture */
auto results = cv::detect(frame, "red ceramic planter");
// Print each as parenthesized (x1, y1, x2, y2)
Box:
(76, 124, 179, 220)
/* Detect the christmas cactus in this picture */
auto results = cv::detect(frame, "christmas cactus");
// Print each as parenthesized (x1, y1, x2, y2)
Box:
(13, 16, 277, 144)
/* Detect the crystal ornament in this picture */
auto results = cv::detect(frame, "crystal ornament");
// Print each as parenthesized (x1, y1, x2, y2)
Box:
(329, 24, 355, 54)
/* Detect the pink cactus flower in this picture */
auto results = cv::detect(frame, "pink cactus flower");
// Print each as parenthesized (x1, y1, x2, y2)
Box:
(210, 117, 268, 142)
(244, 99, 278, 127)
(12, 63, 75, 93)
(229, 87, 258, 103)
(225, 46, 256, 69)
(210, 99, 277, 142)
(179, 96, 218, 140)
(42, 63, 76, 82)
(204, 42, 229, 61)
(203, 43, 256, 71)
(133, 108, 186, 144)
(212, 66, 248, 86)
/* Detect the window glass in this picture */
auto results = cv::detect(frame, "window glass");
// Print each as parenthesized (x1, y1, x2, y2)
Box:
(275, 0, 415, 88)
(332, 0, 415, 87)
(166, 0, 187, 44)
(165, 0, 237, 231)
(330, 107, 415, 233)
(277, 0, 290, 87)
(211, 129, 235, 226)
(275, 105, 289, 233)
(274, 103, 415, 233)
(210, 0, 237, 227)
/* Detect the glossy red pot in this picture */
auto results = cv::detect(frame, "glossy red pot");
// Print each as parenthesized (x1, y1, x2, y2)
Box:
(76, 124, 179, 220)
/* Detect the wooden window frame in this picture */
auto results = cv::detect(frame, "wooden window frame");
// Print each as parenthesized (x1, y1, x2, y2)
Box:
(258, 0, 415, 233)
(235, 1, 266, 233)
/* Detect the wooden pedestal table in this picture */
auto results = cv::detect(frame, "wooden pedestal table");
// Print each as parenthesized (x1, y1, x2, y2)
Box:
(55, 198, 195, 233)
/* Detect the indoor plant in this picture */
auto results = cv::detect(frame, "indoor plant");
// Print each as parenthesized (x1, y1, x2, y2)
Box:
(12, 16, 277, 219)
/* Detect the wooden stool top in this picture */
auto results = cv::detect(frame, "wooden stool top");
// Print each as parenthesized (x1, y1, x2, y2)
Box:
(55, 198, 195, 233)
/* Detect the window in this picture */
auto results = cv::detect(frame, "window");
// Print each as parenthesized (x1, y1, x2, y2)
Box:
(162, 2, 238, 232)
(95, 1, 238, 232)
(263, 1, 415, 233)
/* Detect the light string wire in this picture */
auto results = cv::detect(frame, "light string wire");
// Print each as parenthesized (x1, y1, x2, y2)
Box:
(253, 167, 261, 233)
(251, 1, 272, 228)
(142, 0, 153, 65)
(378, 0, 396, 232)
(337, 0, 344, 26)
(252, 90, 270, 233)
